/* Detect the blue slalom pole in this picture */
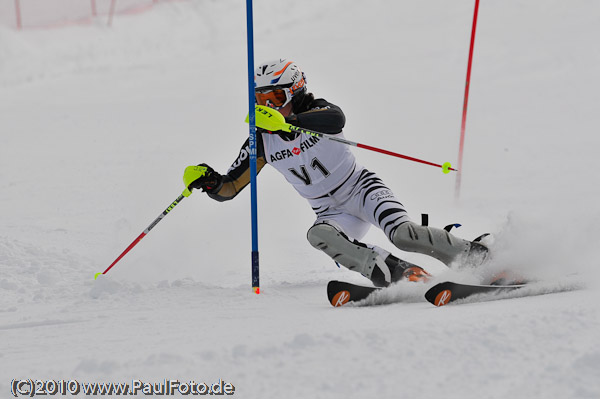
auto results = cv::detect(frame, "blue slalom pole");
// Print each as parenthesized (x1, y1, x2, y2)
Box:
(246, 0, 260, 294)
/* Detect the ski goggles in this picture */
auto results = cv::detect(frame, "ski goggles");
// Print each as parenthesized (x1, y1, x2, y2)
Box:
(255, 88, 290, 108)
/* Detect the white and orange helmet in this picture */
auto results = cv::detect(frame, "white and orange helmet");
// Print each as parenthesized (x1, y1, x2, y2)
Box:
(254, 59, 307, 110)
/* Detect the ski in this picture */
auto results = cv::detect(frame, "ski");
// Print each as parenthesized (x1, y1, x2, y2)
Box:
(327, 280, 382, 307)
(425, 281, 527, 307)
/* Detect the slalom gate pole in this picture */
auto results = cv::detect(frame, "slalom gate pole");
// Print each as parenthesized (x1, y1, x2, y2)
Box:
(14, 0, 22, 30)
(107, 0, 116, 27)
(245, 0, 260, 294)
(455, 0, 481, 199)
(91, 0, 97, 17)
(94, 193, 186, 279)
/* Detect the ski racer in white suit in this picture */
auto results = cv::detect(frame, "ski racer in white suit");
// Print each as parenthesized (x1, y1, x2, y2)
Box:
(186, 59, 488, 287)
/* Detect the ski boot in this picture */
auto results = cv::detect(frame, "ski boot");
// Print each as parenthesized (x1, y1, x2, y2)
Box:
(400, 266, 432, 283)
(457, 233, 491, 268)
(386, 254, 431, 283)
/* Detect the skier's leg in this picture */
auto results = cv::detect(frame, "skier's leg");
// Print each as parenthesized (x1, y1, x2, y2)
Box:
(307, 221, 392, 286)
(307, 219, 427, 286)
(348, 169, 487, 267)
(390, 221, 488, 267)
(306, 168, 431, 285)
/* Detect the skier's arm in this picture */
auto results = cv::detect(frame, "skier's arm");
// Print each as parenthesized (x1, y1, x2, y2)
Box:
(285, 99, 346, 134)
(207, 159, 267, 202)
(206, 137, 267, 202)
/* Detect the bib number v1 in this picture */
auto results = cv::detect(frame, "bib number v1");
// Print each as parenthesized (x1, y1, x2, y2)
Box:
(288, 157, 330, 185)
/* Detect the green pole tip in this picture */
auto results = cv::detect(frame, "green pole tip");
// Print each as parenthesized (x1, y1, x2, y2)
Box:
(442, 162, 452, 174)
(94, 272, 102, 280)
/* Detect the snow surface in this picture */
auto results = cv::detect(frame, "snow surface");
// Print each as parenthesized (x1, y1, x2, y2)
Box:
(1, 0, 600, 398)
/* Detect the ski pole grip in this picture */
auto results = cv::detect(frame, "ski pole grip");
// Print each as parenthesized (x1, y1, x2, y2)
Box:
(182, 165, 209, 196)
(246, 105, 292, 132)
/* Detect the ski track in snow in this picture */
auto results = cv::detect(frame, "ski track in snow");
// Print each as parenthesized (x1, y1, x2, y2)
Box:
(1, 1, 600, 398)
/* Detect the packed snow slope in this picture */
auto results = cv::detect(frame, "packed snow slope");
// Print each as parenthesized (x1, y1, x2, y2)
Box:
(1, 1, 599, 398)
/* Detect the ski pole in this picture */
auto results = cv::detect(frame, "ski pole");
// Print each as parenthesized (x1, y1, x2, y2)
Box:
(94, 193, 186, 280)
(248, 105, 456, 174)
(95, 166, 206, 279)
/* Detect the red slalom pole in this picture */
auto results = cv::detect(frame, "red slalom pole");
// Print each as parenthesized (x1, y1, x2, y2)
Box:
(107, 0, 117, 26)
(91, 0, 97, 17)
(455, 0, 481, 199)
(14, 0, 22, 30)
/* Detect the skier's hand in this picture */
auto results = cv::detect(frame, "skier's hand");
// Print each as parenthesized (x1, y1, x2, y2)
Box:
(183, 163, 223, 193)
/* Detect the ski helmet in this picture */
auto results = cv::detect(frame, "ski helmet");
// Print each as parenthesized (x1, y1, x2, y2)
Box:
(254, 59, 307, 110)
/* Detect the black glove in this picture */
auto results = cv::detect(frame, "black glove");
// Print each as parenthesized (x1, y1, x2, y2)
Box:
(188, 163, 223, 193)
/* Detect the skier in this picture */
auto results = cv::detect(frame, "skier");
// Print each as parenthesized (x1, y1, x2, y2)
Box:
(184, 59, 488, 287)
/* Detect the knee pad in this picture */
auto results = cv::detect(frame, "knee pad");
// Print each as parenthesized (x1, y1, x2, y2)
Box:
(307, 223, 391, 285)
(391, 221, 470, 266)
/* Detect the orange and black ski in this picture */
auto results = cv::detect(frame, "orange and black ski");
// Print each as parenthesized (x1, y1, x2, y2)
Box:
(329, 279, 529, 308)
(327, 280, 382, 307)
(425, 281, 527, 307)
